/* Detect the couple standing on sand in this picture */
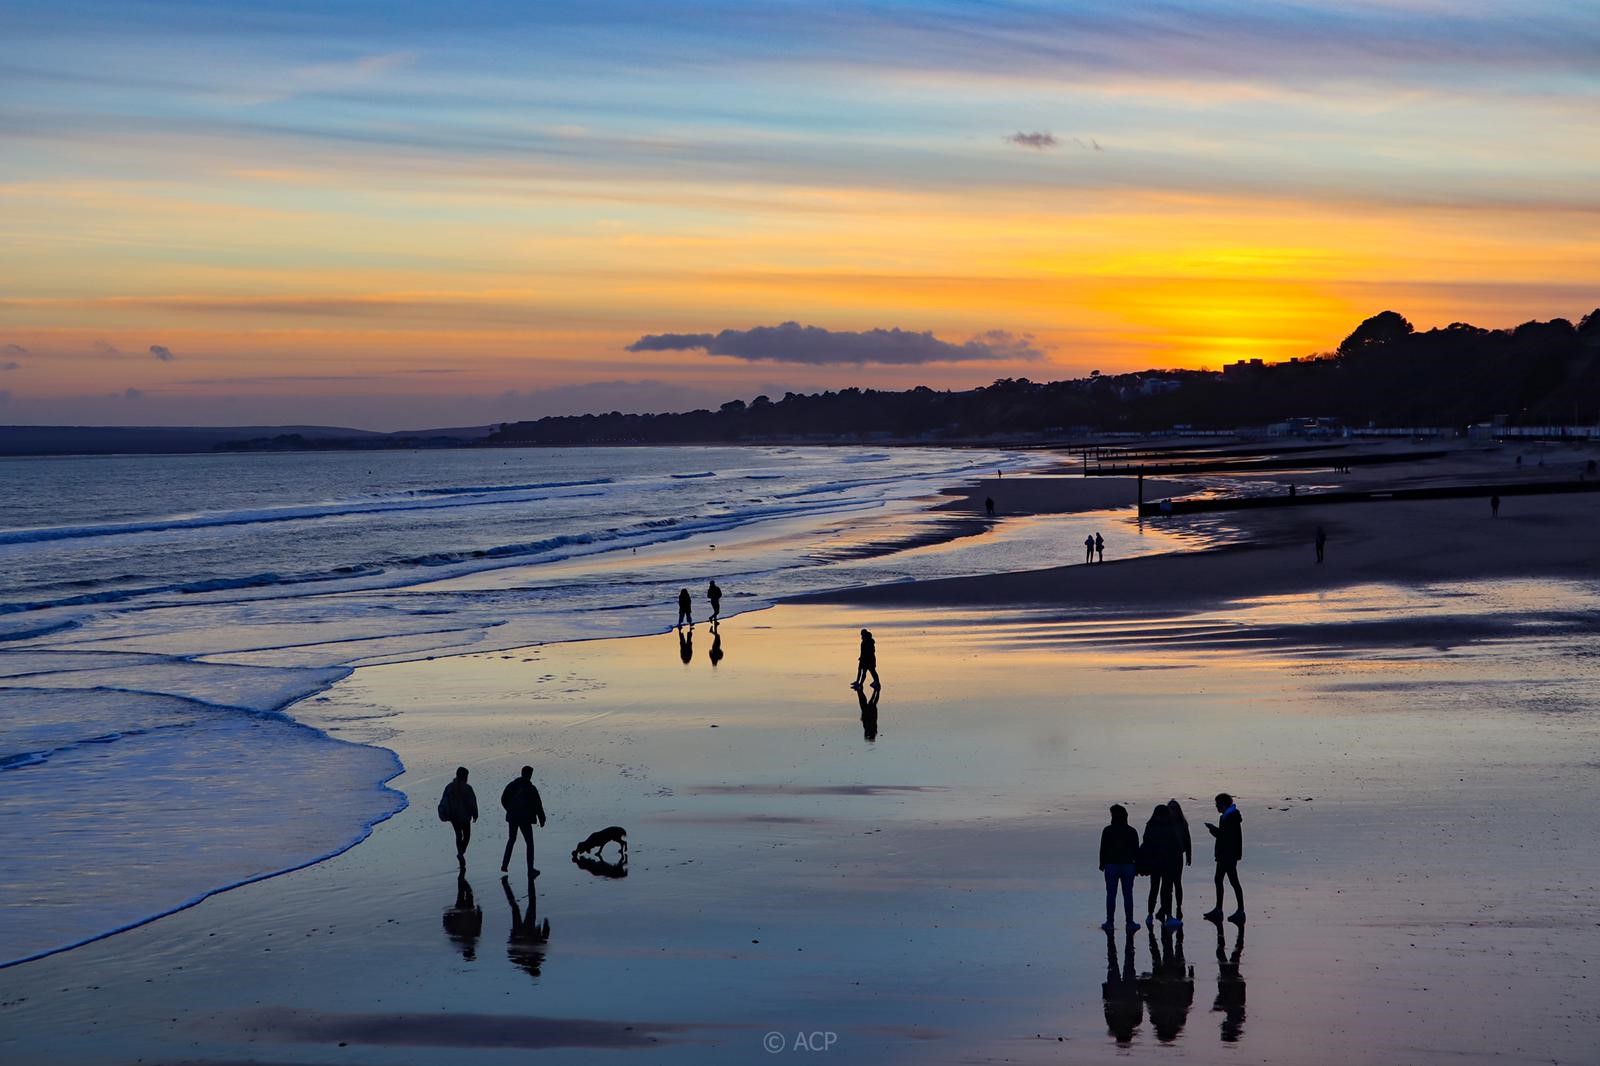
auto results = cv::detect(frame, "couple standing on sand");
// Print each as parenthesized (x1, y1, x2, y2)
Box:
(1084, 532, 1105, 564)
(437, 765, 549, 875)
(1099, 794, 1244, 932)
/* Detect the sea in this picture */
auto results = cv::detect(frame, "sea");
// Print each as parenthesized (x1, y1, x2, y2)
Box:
(0, 444, 1213, 967)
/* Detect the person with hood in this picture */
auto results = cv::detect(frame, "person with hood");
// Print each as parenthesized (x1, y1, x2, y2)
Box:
(1140, 804, 1181, 928)
(1202, 792, 1245, 923)
(1165, 799, 1193, 923)
(852, 629, 880, 690)
(500, 765, 548, 875)
(1098, 804, 1141, 933)
(438, 766, 479, 865)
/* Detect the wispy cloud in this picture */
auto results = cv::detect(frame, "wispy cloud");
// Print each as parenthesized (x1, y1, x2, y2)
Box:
(628, 322, 1043, 365)
(0, 362, 19, 371)
(92, 339, 121, 356)
(149, 344, 175, 362)
(4, 343, 27, 355)
(122, 387, 145, 400)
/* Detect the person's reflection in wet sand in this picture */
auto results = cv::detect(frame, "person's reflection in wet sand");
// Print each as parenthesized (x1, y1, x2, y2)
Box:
(502, 874, 551, 980)
(1140, 924, 1193, 1043)
(856, 684, 880, 741)
(677, 627, 693, 665)
(708, 624, 723, 668)
(1213, 921, 1246, 1042)
(442, 872, 483, 961)
(1102, 929, 1143, 1046)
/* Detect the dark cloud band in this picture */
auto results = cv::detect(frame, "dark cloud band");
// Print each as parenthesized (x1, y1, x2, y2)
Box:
(627, 322, 1043, 365)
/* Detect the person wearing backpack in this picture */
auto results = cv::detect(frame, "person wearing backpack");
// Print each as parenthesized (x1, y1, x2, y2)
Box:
(437, 766, 479, 866)
(1139, 804, 1180, 928)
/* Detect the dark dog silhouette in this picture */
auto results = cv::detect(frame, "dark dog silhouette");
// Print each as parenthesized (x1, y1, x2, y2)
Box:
(572, 826, 627, 861)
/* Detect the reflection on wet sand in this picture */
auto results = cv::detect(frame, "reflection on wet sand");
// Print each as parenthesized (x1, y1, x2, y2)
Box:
(573, 853, 629, 879)
(709, 623, 724, 667)
(1140, 925, 1193, 1043)
(1213, 921, 1246, 1042)
(856, 684, 879, 741)
(502, 874, 551, 980)
(677, 627, 693, 664)
(442, 873, 483, 962)
(1102, 929, 1143, 1046)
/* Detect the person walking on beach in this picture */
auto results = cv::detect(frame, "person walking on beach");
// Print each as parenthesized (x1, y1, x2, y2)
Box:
(1490, 494, 1500, 518)
(1140, 804, 1180, 928)
(1314, 525, 1327, 563)
(500, 766, 547, 875)
(1165, 799, 1192, 922)
(852, 628, 880, 690)
(707, 579, 722, 622)
(1095, 532, 1105, 563)
(1202, 793, 1245, 924)
(1099, 804, 1141, 932)
(985, 496, 996, 517)
(676, 588, 693, 627)
(1085, 534, 1096, 564)
(438, 766, 478, 866)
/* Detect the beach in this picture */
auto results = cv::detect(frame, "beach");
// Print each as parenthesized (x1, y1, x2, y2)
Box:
(4, 443, 1600, 1064)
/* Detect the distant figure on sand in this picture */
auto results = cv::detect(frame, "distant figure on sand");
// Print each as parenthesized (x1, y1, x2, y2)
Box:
(438, 766, 479, 865)
(1288, 483, 1296, 497)
(1099, 804, 1141, 932)
(985, 496, 996, 517)
(1140, 804, 1181, 928)
(677, 588, 692, 627)
(1490, 494, 1500, 518)
(1202, 793, 1244, 924)
(1085, 534, 1095, 564)
(707, 579, 722, 621)
(678, 626, 693, 664)
(1095, 532, 1105, 563)
(1314, 525, 1327, 563)
(500, 766, 547, 875)
(1166, 799, 1192, 920)
(852, 628, 881, 690)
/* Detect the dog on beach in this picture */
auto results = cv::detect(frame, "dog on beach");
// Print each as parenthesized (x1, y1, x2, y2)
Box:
(572, 825, 628, 862)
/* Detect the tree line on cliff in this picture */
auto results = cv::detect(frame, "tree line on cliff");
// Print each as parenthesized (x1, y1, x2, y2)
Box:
(480, 308, 1599, 444)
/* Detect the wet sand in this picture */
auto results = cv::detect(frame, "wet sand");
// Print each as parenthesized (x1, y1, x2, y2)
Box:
(4, 586, 1600, 1064)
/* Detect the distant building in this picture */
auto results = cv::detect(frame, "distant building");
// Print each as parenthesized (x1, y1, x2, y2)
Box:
(1222, 359, 1265, 381)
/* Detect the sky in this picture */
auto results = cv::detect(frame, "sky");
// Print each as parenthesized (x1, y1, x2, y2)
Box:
(2, 0, 1598, 429)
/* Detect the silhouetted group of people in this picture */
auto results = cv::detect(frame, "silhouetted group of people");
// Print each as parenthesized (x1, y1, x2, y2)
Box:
(1100, 794, 1245, 933)
(676, 579, 723, 628)
(438, 764, 547, 875)
(1084, 532, 1105, 564)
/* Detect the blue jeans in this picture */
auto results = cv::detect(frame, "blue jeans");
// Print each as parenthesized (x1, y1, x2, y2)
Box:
(1103, 863, 1136, 923)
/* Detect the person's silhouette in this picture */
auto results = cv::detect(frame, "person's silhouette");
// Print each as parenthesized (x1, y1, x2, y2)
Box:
(1141, 925, 1193, 1043)
(985, 496, 995, 517)
(708, 627, 723, 667)
(707, 579, 722, 621)
(1166, 799, 1192, 922)
(1201, 793, 1244, 924)
(1490, 494, 1500, 518)
(1141, 804, 1179, 927)
(1095, 532, 1105, 563)
(1102, 929, 1144, 1046)
(1099, 804, 1141, 932)
(1212, 922, 1246, 1042)
(1085, 534, 1095, 564)
(678, 627, 694, 664)
(676, 588, 692, 627)
(851, 628, 880, 690)
(856, 684, 880, 741)
(502, 874, 551, 980)
(499, 765, 547, 875)
(442, 872, 483, 961)
(438, 766, 479, 866)
(1314, 525, 1327, 563)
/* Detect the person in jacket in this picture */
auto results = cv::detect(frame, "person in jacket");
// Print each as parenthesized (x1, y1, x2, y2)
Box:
(1099, 804, 1141, 932)
(500, 765, 548, 875)
(1165, 799, 1192, 924)
(439, 766, 478, 865)
(1141, 804, 1180, 927)
(677, 588, 693, 627)
(1202, 792, 1245, 923)
(707, 579, 722, 622)
(852, 629, 880, 690)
